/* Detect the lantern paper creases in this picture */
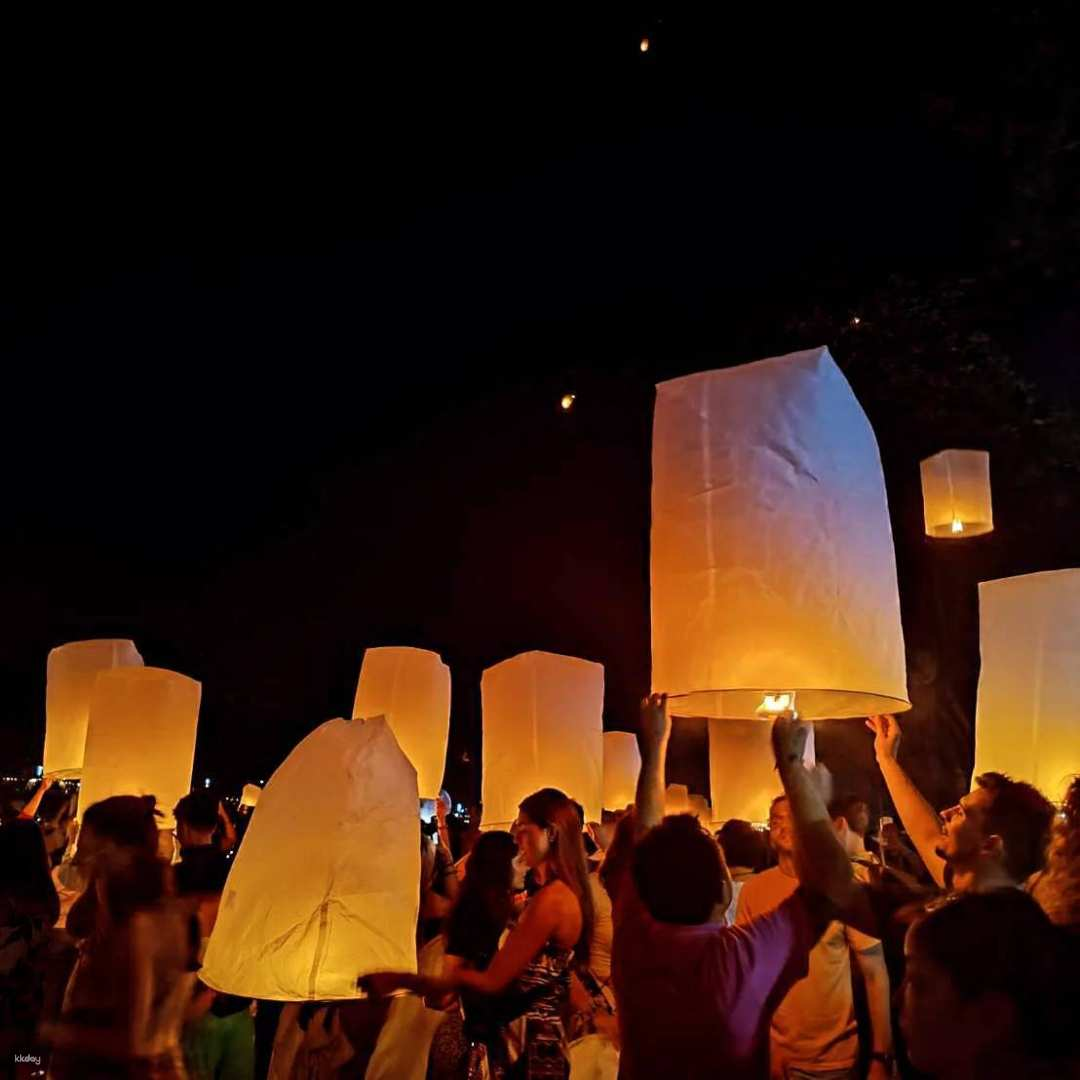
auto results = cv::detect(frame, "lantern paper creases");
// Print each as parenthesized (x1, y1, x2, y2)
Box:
(920, 449, 993, 538)
(481, 651, 603, 828)
(974, 570, 1080, 803)
(44, 639, 144, 775)
(353, 646, 451, 799)
(79, 667, 200, 830)
(651, 346, 910, 720)
(201, 716, 420, 1000)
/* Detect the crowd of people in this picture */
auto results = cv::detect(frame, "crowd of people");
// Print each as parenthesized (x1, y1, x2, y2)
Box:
(2, 701, 1079, 1079)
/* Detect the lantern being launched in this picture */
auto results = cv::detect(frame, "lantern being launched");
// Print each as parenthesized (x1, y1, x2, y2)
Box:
(602, 731, 641, 811)
(79, 667, 200, 830)
(651, 346, 910, 722)
(44, 639, 144, 775)
(920, 449, 993, 538)
(201, 716, 420, 1000)
(974, 570, 1080, 803)
(481, 651, 603, 829)
(353, 646, 451, 799)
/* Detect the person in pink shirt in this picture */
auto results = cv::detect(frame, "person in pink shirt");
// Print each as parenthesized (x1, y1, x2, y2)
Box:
(602, 697, 847, 1080)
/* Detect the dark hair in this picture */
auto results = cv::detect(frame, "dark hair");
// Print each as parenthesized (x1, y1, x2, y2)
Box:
(445, 831, 517, 967)
(827, 794, 868, 833)
(769, 794, 788, 816)
(633, 814, 730, 924)
(517, 788, 595, 968)
(82, 795, 161, 855)
(910, 890, 1079, 1061)
(717, 819, 768, 872)
(100, 849, 170, 922)
(1034, 775, 1080, 927)
(973, 773, 1055, 883)
(0, 818, 60, 927)
(174, 790, 219, 833)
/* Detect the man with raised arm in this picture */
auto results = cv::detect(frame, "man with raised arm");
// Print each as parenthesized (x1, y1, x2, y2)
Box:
(602, 696, 846, 1079)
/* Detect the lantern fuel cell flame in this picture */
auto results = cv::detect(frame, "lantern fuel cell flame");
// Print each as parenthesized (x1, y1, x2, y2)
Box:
(756, 692, 796, 718)
(920, 449, 993, 538)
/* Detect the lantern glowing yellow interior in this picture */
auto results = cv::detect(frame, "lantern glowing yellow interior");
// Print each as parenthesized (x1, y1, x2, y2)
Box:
(240, 783, 262, 808)
(974, 570, 1080, 803)
(201, 716, 420, 1000)
(352, 646, 451, 799)
(602, 730, 641, 811)
(664, 783, 690, 815)
(481, 651, 603, 829)
(79, 667, 201, 831)
(44, 639, 144, 775)
(708, 717, 816, 824)
(920, 449, 993, 539)
(651, 346, 910, 721)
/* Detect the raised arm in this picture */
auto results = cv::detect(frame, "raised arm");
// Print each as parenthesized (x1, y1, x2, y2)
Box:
(866, 715, 947, 888)
(635, 693, 670, 835)
(19, 774, 56, 820)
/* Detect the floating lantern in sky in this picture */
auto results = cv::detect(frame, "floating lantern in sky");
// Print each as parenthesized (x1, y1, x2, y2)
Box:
(920, 449, 993, 539)
(44, 639, 144, 775)
(974, 570, 1080, 803)
(651, 345, 909, 722)
(481, 651, 603, 828)
(353, 646, 451, 799)
(602, 730, 641, 810)
(561, 393, 576, 411)
(240, 783, 262, 809)
(201, 716, 419, 1000)
(79, 667, 201, 830)
(639, 36, 650, 52)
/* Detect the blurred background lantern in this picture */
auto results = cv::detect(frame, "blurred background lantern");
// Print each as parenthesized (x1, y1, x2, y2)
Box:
(481, 651, 603, 828)
(664, 783, 690, 814)
(79, 666, 200, 831)
(44, 639, 143, 775)
(240, 783, 262, 808)
(651, 346, 910, 723)
(201, 716, 419, 999)
(974, 570, 1080, 803)
(688, 793, 711, 824)
(602, 730, 641, 811)
(353, 646, 451, 799)
(920, 449, 993, 538)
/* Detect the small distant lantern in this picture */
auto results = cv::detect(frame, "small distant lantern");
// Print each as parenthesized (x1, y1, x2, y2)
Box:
(639, 36, 650, 53)
(920, 449, 993, 539)
(353, 647, 451, 799)
(79, 667, 201, 831)
(201, 717, 419, 999)
(602, 731, 641, 811)
(651, 346, 910, 721)
(481, 651, 603, 829)
(44, 639, 144, 775)
(664, 783, 690, 815)
(560, 393, 576, 411)
(974, 570, 1080, 803)
(240, 783, 262, 809)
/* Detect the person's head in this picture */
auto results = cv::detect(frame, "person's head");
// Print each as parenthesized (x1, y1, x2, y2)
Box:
(0, 818, 60, 925)
(515, 788, 594, 965)
(95, 845, 170, 923)
(173, 791, 219, 847)
(828, 795, 869, 839)
(1031, 775, 1080, 928)
(633, 814, 731, 925)
(902, 890, 1078, 1075)
(716, 819, 768, 872)
(38, 785, 76, 865)
(768, 795, 793, 858)
(78, 795, 161, 870)
(938, 773, 1054, 886)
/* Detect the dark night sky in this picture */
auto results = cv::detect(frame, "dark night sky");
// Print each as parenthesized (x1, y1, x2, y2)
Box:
(2, 8, 1078, 808)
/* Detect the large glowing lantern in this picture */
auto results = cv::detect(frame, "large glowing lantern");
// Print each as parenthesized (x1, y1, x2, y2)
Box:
(44, 639, 144, 775)
(79, 667, 200, 829)
(602, 731, 641, 811)
(920, 449, 993, 538)
(651, 346, 909, 720)
(974, 570, 1080, 802)
(352, 646, 451, 799)
(708, 718, 816, 824)
(201, 716, 420, 1000)
(481, 651, 603, 828)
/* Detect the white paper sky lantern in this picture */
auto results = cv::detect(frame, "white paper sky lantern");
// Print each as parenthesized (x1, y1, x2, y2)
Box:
(664, 783, 690, 815)
(651, 346, 910, 720)
(709, 718, 816, 824)
(79, 667, 200, 829)
(44, 639, 144, 775)
(481, 651, 603, 828)
(602, 731, 641, 811)
(920, 449, 993, 538)
(240, 783, 262, 808)
(201, 716, 420, 1000)
(974, 570, 1080, 802)
(353, 646, 451, 799)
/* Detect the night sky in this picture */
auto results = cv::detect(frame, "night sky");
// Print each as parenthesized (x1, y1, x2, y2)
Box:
(3, 9, 1078, 812)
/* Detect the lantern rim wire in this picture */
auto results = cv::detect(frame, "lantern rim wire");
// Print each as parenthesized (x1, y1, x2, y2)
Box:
(664, 686, 912, 720)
